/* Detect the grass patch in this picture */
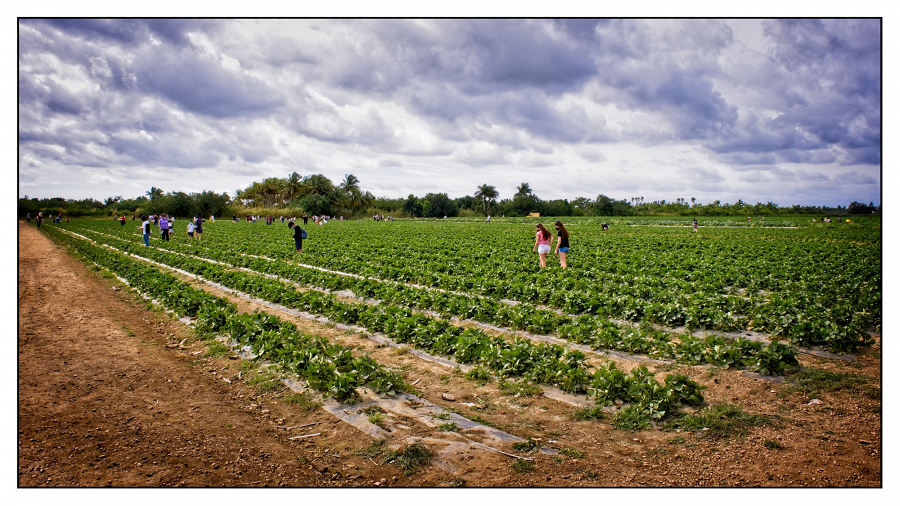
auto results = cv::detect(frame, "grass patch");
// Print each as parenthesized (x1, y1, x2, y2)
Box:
(354, 438, 388, 459)
(383, 441, 433, 475)
(612, 404, 651, 431)
(464, 366, 492, 386)
(203, 339, 231, 358)
(121, 325, 135, 337)
(560, 447, 584, 458)
(244, 368, 284, 393)
(432, 410, 451, 420)
(572, 405, 605, 421)
(512, 438, 541, 453)
(499, 380, 543, 397)
(668, 436, 686, 445)
(763, 439, 783, 450)
(282, 392, 321, 412)
(467, 414, 501, 429)
(668, 403, 772, 437)
(437, 422, 459, 432)
(783, 368, 879, 399)
(510, 459, 535, 473)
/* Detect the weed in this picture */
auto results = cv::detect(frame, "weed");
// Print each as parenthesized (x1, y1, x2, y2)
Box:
(432, 410, 452, 420)
(282, 392, 321, 412)
(467, 414, 500, 429)
(245, 369, 284, 394)
(572, 405, 605, 421)
(121, 325, 135, 337)
(393, 346, 410, 356)
(450, 477, 466, 487)
(464, 366, 492, 386)
(383, 441, 432, 475)
(367, 411, 385, 427)
(204, 340, 231, 358)
(783, 368, 878, 399)
(668, 403, 772, 437)
(354, 438, 388, 459)
(510, 459, 535, 473)
(437, 422, 459, 432)
(499, 380, 543, 397)
(512, 438, 542, 453)
(668, 436, 686, 445)
(613, 404, 651, 431)
(560, 448, 584, 458)
(763, 439, 783, 450)
(583, 470, 597, 479)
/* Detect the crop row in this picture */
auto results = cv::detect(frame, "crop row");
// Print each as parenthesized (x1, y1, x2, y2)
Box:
(50, 226, 708, 417)
(76, 227, 799, 375)
(66, 219, 878, 353)
(43, 225, 406, 402)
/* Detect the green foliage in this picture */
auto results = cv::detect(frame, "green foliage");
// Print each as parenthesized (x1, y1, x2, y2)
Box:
(668, 403, 772, 437)
(383, 441, 433, 475)
(612, 404, 651, 431)
(512, 438, 542, 453)
(572, 405, 605, 421)
(783, 368, 878, 399)
(510, 459, 535, 473)
(282, 391, 321, 412)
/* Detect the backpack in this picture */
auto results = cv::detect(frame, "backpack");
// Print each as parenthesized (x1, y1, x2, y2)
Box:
(300, 228, 308, 240)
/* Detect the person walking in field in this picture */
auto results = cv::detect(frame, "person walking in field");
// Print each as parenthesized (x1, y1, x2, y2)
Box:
(288, 221, 306, 253)
(193, 216, 203, 241)
(692, 218, 698, 232)
(159, 214, 170, 241)
(553, 221, 570, 269)
(35, 212, 43, 229)
(533, 223, 552, 268)
(138, 216, 151, 246)
(186, 220, 194, 238)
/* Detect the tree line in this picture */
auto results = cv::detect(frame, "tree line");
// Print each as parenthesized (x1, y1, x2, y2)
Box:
(18, 175, 881, 219)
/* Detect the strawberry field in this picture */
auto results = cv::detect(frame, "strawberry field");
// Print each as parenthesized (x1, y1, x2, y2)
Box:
(48, 217, 879, 395)
(34, 216, 882, 484)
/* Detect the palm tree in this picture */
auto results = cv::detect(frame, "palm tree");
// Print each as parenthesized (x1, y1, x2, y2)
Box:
(474, 184, 499, 216)
(340, 174, 360, 194)
(301, 174, 335, 196)
(514, 182, 532, 199)
(285, 172, 302, 204)
(146, 187, 164, 200)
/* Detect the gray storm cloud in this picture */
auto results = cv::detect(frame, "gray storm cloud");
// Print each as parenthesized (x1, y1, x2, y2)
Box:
(17, 18, 880, 206)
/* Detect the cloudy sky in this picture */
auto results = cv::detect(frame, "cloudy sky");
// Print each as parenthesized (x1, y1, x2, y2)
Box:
(17, 17, 882, 207)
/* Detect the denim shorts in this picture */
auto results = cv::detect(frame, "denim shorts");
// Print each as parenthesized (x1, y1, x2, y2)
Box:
(558, 247, 569, 253)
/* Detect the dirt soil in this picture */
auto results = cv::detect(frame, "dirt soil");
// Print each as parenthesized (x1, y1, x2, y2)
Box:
(18, 222, 882, 488)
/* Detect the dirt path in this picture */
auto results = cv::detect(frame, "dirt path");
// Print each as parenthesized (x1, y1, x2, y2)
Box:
(17, 222, 405, 487)
(18, 221, 883, 489)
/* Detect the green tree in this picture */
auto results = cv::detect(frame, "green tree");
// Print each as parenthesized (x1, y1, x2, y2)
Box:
(423, 193, 458, 218)
(403, 194, 424, 217)
(474, 184, 499, 216)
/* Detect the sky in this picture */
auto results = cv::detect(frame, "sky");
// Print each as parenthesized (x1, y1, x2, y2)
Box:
(17, 17, 883, 207)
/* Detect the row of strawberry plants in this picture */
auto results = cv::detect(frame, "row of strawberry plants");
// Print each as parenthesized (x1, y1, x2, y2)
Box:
(158, 221, 877, 353)
(58, 227, 708, 415)
(43, 226, 405, 402)
(65, 219, 878, 353)
(81, 228, 798, 375)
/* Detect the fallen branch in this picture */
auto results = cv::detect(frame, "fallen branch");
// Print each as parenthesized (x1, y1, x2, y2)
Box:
(495, 449, 533, 461)
(277, 421, 321, 431)
(289, 432, 321, 440)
